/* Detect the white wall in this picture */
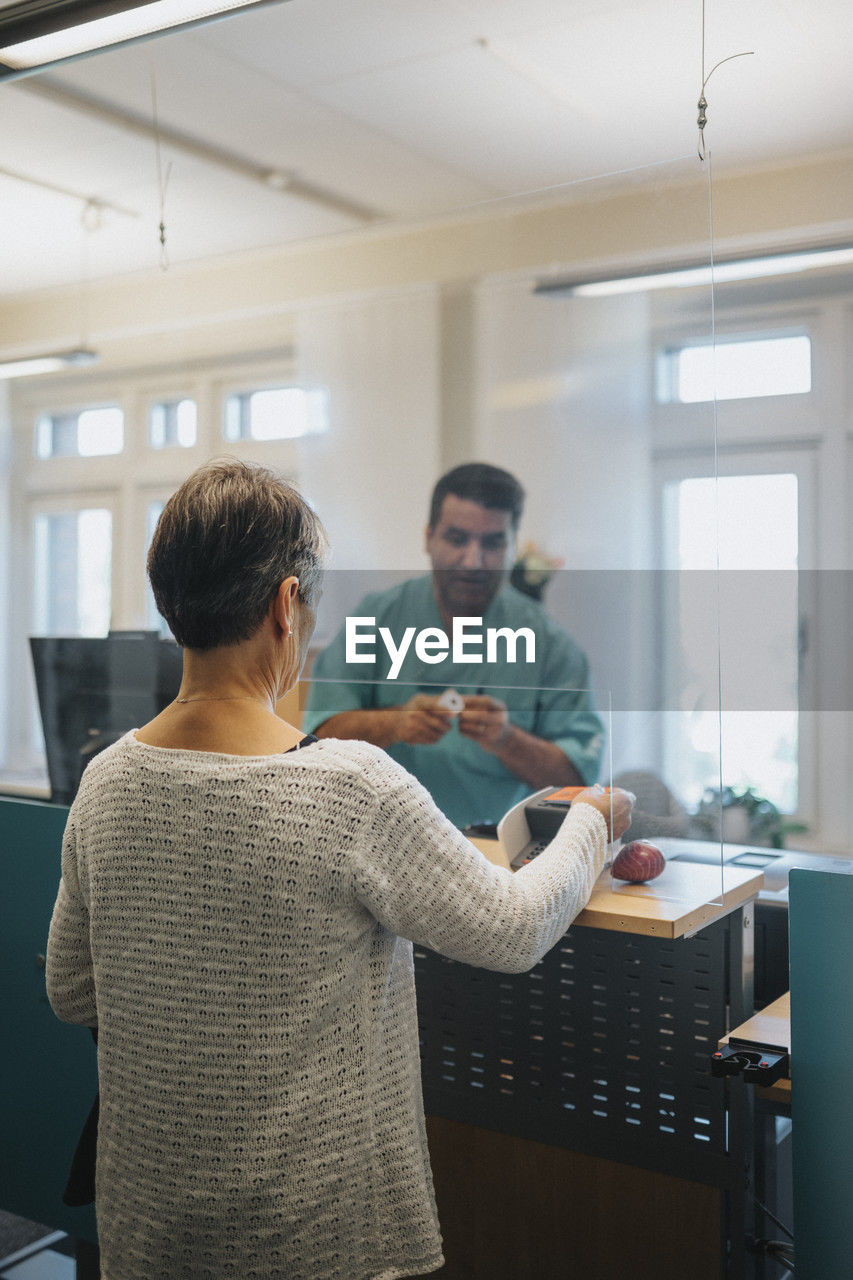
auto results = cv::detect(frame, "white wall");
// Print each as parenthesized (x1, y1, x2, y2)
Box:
(294, 284, 442, 644)
(474, 278, 653, 569)
(472, 274, 658, 775)
(296, 285, 440, 572)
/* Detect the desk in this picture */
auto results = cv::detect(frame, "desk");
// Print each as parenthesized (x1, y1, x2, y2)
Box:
(721, 991, 791, 1106)
(470, 834, 762, 940)
(416, 837, 763, 1279)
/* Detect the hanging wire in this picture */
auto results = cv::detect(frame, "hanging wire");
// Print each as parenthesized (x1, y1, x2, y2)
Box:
(707, 149, 726, 874)
(697, 0, 753, 160)
(696, 3, 756, 881)
(150, 68, 173, 271)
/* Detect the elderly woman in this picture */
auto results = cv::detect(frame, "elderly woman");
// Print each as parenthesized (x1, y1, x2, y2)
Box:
(46, 458, 633, 1280)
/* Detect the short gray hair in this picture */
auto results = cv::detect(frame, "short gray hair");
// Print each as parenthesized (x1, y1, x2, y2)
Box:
(148, 458, 326, 650)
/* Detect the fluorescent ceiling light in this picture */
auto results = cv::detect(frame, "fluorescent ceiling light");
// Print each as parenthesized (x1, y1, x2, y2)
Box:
(0, 348, 98, 379)
(535, 245, 853, 298)
(0, 0, 283, 76)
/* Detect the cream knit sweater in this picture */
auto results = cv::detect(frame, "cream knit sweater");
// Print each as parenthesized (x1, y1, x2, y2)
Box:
(46, 731, 607, 1280)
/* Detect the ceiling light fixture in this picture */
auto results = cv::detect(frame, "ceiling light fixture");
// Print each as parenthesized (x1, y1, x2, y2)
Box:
(0, 348, 99, 380)
(535, 244, 853, 298)
(0, 0, 289, 79)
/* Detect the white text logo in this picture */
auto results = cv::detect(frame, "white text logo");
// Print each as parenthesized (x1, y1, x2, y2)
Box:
(345, 616, 536, 679)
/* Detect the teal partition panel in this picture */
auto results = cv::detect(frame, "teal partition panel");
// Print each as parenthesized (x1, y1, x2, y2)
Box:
(0, 796, 98, 1243)
(789, 868, 853, 1280)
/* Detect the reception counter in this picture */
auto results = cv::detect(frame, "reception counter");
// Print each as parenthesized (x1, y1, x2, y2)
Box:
(413, 840, 762, 1279)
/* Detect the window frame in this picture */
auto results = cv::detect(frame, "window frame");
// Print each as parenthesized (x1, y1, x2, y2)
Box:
(139, 488, 175, 635)
(1, 352, 305, 794)
(11, 488, 121, 779)
(147, 394, 200, 451)
(653, 444, 819, 830)
(655, 329, 813, 406)
(651, 310, 823, 455)
(220, 380, 330, 444)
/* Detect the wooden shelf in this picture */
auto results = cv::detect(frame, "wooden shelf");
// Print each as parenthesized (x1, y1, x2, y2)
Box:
(721, 991, 791, 1103)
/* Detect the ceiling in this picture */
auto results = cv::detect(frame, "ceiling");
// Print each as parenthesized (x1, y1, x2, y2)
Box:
(1, 0, 851, 296)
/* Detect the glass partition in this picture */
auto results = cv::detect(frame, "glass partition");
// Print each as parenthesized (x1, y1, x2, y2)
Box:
(0, 0, 789, 913)
(288, 550, 728, 903)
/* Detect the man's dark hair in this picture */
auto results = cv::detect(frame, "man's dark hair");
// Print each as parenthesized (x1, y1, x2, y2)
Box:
(428, 462, 525, 531)
(148, 458, 325, 651)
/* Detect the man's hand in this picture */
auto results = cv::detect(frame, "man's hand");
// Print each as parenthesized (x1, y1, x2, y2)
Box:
(573, 785, 636, 842)
(394, 694, 455, 745)
(458, 694, 511, 753)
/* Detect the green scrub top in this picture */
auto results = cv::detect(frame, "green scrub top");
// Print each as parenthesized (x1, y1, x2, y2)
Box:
(303, 576, 605, 830)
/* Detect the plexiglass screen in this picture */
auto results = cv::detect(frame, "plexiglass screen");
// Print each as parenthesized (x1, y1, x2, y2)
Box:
(4, 0, 830, 921)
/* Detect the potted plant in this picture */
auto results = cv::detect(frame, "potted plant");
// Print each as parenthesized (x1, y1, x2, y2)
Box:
(509, 542, 564, 603)
(691, 785, 808, 849)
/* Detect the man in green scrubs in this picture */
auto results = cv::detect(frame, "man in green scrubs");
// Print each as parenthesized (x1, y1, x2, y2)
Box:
(303, 463, 604, 829)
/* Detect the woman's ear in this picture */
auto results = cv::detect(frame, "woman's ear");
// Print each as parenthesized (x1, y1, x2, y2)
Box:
(272, 576, 300, 637)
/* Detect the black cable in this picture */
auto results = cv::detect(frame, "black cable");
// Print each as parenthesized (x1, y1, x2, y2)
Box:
(764, 1239, 795, 1271)
(754, 1194, 794, 1241)
(752, 1234, 795, 1269)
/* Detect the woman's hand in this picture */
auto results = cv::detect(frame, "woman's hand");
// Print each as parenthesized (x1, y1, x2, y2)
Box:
(573, 785, 635, 841)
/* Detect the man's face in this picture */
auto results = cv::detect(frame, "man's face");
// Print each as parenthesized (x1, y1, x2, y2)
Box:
(425, 494, 516, 619)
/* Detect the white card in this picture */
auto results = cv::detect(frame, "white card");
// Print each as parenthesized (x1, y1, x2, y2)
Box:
(437, 688, 464, 716)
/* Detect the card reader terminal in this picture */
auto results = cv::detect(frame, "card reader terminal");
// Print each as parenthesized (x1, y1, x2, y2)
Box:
(497, 786, 612, 869)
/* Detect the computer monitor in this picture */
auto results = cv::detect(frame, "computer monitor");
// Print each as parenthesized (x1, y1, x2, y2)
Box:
(29, 632, 183, 805)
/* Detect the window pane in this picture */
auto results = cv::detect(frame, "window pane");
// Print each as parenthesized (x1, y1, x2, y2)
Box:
(145, 501, 171, 636)
(659, 336, 811, 403)
(223, 387, 329, 441)
(149, 399, 197, 449)
(223, 395, 242, 442)
(35, 406, 124, 457)
(673, 474, 798, 570)
(662, 473, 799, 813)
(33, 509, 112, 636)
(78, 408, 124, 456)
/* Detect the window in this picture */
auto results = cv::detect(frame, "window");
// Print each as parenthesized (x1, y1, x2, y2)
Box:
(661, 471, 801, 813)
(149, 398, 197, 449)
(223, 386, 328, 441)
(657, 335, 811, 404)
(4, 356, 306, 794)
(145, 500, 171, 636)
(35, 405, 124, 458)
(33, 508, 112, 636)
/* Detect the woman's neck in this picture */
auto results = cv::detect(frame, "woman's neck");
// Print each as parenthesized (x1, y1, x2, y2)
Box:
(138, 641, 303, 755)
(175, 644, 281, 709)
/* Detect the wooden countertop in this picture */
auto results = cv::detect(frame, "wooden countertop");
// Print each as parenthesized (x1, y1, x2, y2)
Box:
(469, 836, 763, 940)
(721, 991, 791, 1103)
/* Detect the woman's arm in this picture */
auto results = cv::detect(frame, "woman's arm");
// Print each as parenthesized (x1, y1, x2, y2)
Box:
(351, 777, 624, 974)
(46, 817, 97, 1028)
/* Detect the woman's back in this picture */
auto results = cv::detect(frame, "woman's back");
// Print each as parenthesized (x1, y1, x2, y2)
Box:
(49, 732, 444, 1280)
(49, 730, 614, 1280)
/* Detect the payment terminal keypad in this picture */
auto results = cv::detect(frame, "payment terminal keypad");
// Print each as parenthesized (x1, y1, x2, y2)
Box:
(511, 838, 550, 868)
